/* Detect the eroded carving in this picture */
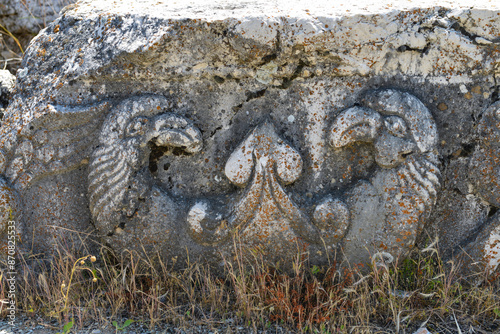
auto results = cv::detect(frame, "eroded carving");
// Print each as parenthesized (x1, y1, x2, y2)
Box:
(326, 89, 441, 263)
(0, 177, 21, 256)
(88, 96, 202, 236)
(83, 90, 441, 267)
(457, 101, 500, 278)
(470, 101, 500, 207)
(188, 122, 320, 246)
(2, 102, 110, 191)
(0, 101, 111, 255)
(4, 1, 499, 275)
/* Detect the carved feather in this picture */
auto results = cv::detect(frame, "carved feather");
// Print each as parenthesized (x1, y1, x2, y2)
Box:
(2, 101, 111, 190)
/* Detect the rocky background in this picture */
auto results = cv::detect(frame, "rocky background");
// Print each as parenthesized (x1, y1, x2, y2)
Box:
(0, 0, 76, 73)
(0, 0, 76, 132)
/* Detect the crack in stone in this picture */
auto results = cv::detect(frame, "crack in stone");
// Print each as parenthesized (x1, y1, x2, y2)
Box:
(448, 20, 500, 45)
(209, 125, 223, 137)
(231, 88, 268, 113)
(278, 60, 306, 89)
(258, 30, 282, 66)
(492, 73, 500, 103)
(396, 43, 431, 55)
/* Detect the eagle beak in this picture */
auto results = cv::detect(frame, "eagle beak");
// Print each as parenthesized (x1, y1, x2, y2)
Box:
(149, 114, 202, 153)
(329, 106, 382, 148)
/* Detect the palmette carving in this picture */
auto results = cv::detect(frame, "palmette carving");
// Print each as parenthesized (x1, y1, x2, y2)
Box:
(187, 122, 321, 245)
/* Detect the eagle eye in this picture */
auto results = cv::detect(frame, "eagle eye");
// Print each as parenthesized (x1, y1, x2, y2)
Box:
(384, 116, 407, 138)
(126, 117, 149, 136)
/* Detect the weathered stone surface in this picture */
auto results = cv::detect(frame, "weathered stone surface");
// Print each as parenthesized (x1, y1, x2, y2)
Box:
(454, 101, 500, 280)
(1, 0, 500, 271)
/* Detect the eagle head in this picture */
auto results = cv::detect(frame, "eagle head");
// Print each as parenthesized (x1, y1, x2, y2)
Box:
(330, 89, 438, 168)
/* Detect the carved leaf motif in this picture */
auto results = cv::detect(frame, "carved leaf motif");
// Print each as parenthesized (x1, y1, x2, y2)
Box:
(189, 121, 321, 245)
(224, 122, 308, 232)
(225, 122, 302, 186)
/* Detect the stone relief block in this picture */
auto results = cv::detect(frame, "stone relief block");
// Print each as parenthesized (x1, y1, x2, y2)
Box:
(0, 0, 499, 273)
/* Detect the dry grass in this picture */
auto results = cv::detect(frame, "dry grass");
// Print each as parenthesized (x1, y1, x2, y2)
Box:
(1, 234, 500, 333)
(0, 32, 24, 72)
(0, 0, 76, 72)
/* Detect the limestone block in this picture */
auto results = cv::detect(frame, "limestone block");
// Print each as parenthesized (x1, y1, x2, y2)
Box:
(1, 0, 500, 272)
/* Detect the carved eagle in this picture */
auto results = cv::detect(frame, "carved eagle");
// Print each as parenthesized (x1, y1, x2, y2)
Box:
(327, 89, 441, 264)
(88, 96, 202, 236)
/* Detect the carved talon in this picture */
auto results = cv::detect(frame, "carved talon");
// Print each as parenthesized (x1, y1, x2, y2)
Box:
(313, 197, 350, 243)
(187, 201, 230, 246)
